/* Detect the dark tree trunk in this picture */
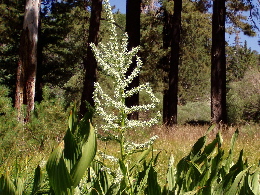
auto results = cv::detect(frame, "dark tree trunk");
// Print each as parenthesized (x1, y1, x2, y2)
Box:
(35, 15, 43, 103)
(211, 0, 227, 126)
(162, 1, 172, 124)
(166, 0, 182, 126)
(15, 0, 40, 122)
(80, 0, 102, 117)
(125, 0, 141, 120)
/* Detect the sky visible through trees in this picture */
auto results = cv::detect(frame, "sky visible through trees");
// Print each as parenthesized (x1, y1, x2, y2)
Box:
(110, 0, 260, 53)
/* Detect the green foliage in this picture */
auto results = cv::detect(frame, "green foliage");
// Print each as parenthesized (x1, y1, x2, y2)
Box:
(40, 2, 90, 87)
(178, 101, 210, 125)
(0, 1, 23, 87)
(162, 127, 260, 195)
(0, 85, 69, 173)
(0, 106, 96, 194)
(0, 111, 259, 194)
(179, 1, 211, 103)
(0, 85, 21, 166)
(227, 67, 260, 124)
(46, 106, 96, 194)
(227, 43, 259, 82)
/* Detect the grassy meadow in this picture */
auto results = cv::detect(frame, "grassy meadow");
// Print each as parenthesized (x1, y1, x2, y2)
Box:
(0, 86, 259, 193)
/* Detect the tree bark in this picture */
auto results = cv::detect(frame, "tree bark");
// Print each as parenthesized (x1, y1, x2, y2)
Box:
(80, 0, 102, 117)
(15, 0, 40, 122)
(166, 0, 182, 126)
(211, 0, 227, 126)
(125, 0, 141, 120)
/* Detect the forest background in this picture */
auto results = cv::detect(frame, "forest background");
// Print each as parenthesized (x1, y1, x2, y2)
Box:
(0, 0, 260, 192)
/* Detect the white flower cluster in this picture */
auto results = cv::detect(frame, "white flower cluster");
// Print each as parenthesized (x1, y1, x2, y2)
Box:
(98, 150, 119, 163)
(124, 135, 159, 155)
(92, 0, 161, 134)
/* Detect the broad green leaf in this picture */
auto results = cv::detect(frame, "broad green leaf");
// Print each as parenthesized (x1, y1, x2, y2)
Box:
(46, 142, 74, 195)
(203, 137, 218, 157)
(136, 163, 151, 195)
(91, 161, 111, 195)
(205, 124, 216, 135)
(63, 129, 81, 171)
(31, 165, 43, 195)
(166, 155, 176, 191)
(226, 167, 250, 195)
(189, 161, 202, 175)
(68, 106, 78, 134)
(0, 174, 16, 195)
(137, 146, 152, 164)
(248, 169, 260, 194)
(225, 129, 239, 172)
(78, 111, 92, 138)
(119, 159, 127, 177)
(190, 136, 206, 160)
(145, 165, 161, 195)
(71, 122, 97, 187)
(15, 178, 24, 195)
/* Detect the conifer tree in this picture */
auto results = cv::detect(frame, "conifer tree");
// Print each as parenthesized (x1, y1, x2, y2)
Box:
(80, 0, 102, 117)
(163, 0, 182, 126)
(125, 0, 141, 120)
(15, 0, 40, 122)
(211, 0, 227, 126)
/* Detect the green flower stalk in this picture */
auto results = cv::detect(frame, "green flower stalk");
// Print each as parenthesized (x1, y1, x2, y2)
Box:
(92, 0, 160, 163)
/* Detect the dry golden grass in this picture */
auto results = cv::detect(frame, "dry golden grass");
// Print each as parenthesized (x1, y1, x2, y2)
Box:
(97, 124, 260, 184)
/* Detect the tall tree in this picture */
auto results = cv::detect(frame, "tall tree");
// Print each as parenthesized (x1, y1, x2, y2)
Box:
(80, 0, 102, 117)
(211, 0, 227, 125)
(125, 0, 141, 120)
(164, 0, 182, 126)
(15, 0, 40, 122)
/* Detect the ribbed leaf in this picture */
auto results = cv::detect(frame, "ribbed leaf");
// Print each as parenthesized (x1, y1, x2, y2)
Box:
(63, 129, 81, 171)
(136, 163, 151, 195)
(15, 178, 24, 195)
(78, 111, 92, 138)
(190, 136, 206, 160)
(224, 129, 239, 173)
(68, 106, 78, 134)
(137, 146, 152, 164)
(248, 169, 260, 194)
(46, 142, 74, 195)
(226, 168, 250, 195)
(203, 137, 218, 157)
(70, 122, 97, 187)
(31, 165, 43, 195)
(145, 165, 161, 195)
(0, 174, 16, 195)
(166, 155, 175, 191)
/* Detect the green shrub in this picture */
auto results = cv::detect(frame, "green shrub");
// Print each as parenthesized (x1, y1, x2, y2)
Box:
(0, 85, 69, 173)
(178, 101, 211, 124)
(227, 68, 260, 124)
(26, 86, 69, 150)
(0, 85, 22, 166)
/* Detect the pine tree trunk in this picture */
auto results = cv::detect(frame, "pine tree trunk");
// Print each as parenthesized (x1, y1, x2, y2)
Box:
(80, 0, 102, 117)
(211, 0, 227, 126)
(166, 0, 182, 126)
(15, 0, 40, 122)
(126, 0, 141, 120)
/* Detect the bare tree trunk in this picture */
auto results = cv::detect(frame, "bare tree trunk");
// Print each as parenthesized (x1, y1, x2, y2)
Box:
(80, 0, 102, 117)
(15, 0, 40, 122)
(166, 0, 182, 126)
(126, 0, 141, 120)
(211, 0, 227, 127)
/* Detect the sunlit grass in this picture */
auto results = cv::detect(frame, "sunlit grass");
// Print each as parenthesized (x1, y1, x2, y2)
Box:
(97, 123, 260, 184)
